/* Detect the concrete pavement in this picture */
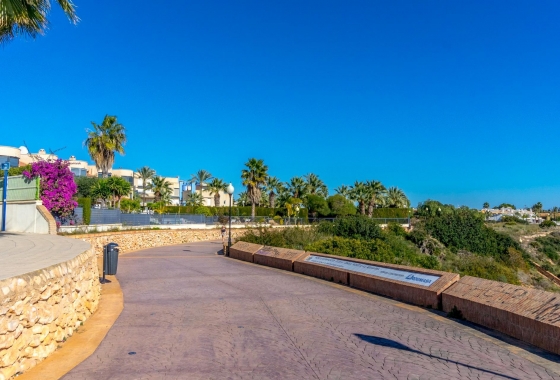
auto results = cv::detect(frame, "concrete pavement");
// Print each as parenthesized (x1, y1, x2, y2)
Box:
(63, 240, 560, 379)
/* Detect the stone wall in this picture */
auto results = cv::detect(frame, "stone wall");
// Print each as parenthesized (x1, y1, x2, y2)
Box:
(0, 248, 100, 380)
(68, 229, 249, 261)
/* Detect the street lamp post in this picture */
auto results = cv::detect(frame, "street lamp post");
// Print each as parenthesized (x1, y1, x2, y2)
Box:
(295, 205, 300, 225)
(226, 183, 234, 256)
(1, 162, 9, 232)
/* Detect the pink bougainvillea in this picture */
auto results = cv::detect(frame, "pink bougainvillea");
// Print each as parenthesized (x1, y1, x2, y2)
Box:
(24, 159, 77, 217)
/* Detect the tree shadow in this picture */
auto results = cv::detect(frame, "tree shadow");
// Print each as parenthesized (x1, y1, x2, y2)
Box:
(354, 334, 519, 380)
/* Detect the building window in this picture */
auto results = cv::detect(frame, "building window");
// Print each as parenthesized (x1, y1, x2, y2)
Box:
(0, 156, 20, 168)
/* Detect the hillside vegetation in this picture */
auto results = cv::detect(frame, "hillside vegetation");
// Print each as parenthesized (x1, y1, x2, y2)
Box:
(239, 209, 560, 291)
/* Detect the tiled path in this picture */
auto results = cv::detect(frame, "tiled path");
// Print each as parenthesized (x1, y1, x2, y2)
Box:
(64, 241, 560, 380)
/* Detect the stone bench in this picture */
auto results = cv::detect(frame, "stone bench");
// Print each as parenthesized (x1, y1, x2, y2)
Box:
(253, 246, 307, 271)
(228, 241, 263, 263)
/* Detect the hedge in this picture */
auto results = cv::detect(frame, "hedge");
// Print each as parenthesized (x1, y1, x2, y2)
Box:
(77, 197, 91, 225)
(370, 208, 411, 218)
(162, 205, 308, 221)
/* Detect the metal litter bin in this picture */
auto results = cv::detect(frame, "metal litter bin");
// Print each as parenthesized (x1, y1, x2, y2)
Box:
(102, 242, 119, 283)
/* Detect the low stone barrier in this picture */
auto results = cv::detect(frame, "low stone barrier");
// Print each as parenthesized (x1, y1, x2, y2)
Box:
(68, 229, 249, 266)
(0, 247, 99, 379)
(229, 242, 263, 262)
(253, 246, 307, 271)
(294, 253, 349, 285)
(442, 276, 560, 355)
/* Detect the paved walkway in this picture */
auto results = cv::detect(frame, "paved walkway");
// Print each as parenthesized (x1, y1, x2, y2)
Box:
(0, 232, 90, 280)
(64, 241, 560, 380)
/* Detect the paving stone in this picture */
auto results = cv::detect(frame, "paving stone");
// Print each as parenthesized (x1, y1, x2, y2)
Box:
(64, 241, 560, 380)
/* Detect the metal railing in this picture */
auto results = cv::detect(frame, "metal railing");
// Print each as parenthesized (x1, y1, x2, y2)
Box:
(307, 217, 410, 224)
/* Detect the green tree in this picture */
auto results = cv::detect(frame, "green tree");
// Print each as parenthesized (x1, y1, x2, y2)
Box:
(327, 194, 356, 217)
(151, 176, 172, 203)
(185, 192, 204, 207)
(265, 176, 282, 209)
(335, 185, 351, 198)
(365, 180, 386, 217)
(120, 198, 141, 213)
(495, 203, 516, 210)
(287, 176, 307, 199)
(190, 170, 212, 196)
(305, 194, 330, 218)
(84, 115, 126, 178)
(349, 181, 368, 215)
(208, 178, 226, 207)
(305, 173, 328, 198)
(74, 176, 99, 198)
(90, 180, 111, 207)
(136, 166, 155, 207)
(483, 202, 490, 209)
(106, 177, 131, 208)
(385, 187, 410, 208)
(0, 0, 78, 44)
(532, 202, 543, 213)
(236, 191, 249, 207)
(241, 158, 268, 218)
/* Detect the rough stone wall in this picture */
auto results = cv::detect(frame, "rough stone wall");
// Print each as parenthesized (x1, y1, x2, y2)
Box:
(0, 248, 100, 380)
(68, 229, 249, 260)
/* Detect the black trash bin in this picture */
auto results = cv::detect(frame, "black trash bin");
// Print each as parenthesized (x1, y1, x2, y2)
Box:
(102, 242, 119, 283)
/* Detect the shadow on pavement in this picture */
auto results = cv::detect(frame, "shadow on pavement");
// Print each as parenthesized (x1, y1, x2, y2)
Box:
(355, 334, 520, 380)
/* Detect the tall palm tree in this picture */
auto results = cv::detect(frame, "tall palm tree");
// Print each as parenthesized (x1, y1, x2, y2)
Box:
(0, 0, 78, 44)
(208, 178, 226, 207)
(265, 176, 282, 209)
(241, 158, 268, 218)
(136, 166, 155, 207)
(151, 176, 173, 203)
(190, 170, 212, 196)
(84, 115, 126, 178)
(305, 173, 328, 198)
(287, 176, 307, 199)
(335, 185, 351, 199)
(365, 180, 386, 217)
(385, 187, 410, 208)
(349, 181, 368, 215)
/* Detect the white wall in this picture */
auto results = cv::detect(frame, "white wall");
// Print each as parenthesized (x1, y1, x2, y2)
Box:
(0, 201, 50, 234)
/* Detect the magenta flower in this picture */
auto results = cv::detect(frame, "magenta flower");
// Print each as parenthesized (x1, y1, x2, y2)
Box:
(24, 159, 78, 217)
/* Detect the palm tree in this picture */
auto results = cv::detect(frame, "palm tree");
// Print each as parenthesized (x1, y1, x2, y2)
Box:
(106, 177, 131, 209)
(190, 170, 212, 197)
(151, 176, 173, 203)
(275, 185, 291, 208)
(335, 185, 351, 198)
(553, 206, 559, 221)
(84, 115, 126, 178)
(136, 166, 155, 207)
(349, 181, 368, 215)
(287, 176, 307, 199)
(265, 176, 282, 209)
(236, 191, 249, 207)
(385, 187, 410, 208)
(241, 158, 268, 218)
(208, 178, 226, 207)
(305, 173, 328, 198)
(1, 0, 78, 44)
(90, 180, 111, 208)
(483, 202, 490, 209)
(185, 192, 204, 207)
(365, 180, 386, 217)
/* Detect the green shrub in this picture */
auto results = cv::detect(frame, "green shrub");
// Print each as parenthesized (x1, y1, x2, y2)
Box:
(540, 220, 556, 228)
(77, 198, 91, 225)
(534, 235, 560, 262)
(387, 222, 407, 237)
(319, 216, 383, 240)
(240, 226, 326, 250)
(370, 208, 410, 218)
(501, 215, 528, 224)
(194, 206, 212, 216)
(406, 229, 428, 245)
(305, 236, 440, 270)
(327, 194, 356, 217)
(0, 165, 31, 177)
(443, 253, 519, 284)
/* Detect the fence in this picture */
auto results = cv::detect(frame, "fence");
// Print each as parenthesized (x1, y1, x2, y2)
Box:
(307, 217, 410, 225)
(0, 175, 39, 201)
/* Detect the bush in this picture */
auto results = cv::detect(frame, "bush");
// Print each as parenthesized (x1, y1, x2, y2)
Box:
(77, 197, 91, 225)
(327, 194, 356, 217)
(370, 208, 410, 218)
(501, 215, 528, 224)
(240, 226, 326, 250)
(387, 222, 407, 237)
(319, 216, 383, 240)
(423, 209, 522, 262)
(305, 236, 440, 270)
(406, 229, 428, 245)
(443, 253, 519, 284)
(0, 165, 31, 177)
(194, 206, 212, 216)
(540, 220, 556, 228)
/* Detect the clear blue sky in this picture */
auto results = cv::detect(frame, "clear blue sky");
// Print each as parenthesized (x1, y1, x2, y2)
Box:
(1, 1, 559, 209)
